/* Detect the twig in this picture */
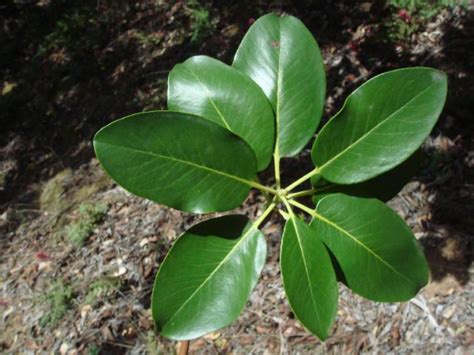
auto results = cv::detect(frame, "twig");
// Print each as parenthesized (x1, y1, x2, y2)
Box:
(178, 340, 190, 355)
(410, 295, 440, 332)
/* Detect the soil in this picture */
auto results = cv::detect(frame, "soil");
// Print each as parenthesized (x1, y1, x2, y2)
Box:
(1, 1, 473, 353)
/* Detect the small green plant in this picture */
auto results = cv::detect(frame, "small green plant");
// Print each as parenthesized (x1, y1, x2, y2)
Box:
(35, 6, 103, 60)
(133, 30, 163, 48)
(186, 0, 216, 44)
(87, 344, 100, 355)
(386, 0, 468, 42)
(66, 202, 107, 247)
(39, 280, 73, 327)
(146, 330, 161, 354)
(83, 277, 120, 306)
(94, 13, 447, 341)
(389, 0, 467, 18)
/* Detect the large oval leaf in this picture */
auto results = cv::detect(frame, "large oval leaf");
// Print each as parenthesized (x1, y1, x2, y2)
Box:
(311, 149, 425, 203)
(168, 56, 275, 170)
(281, 216, 338, 340)
(93, 111, 258, 213)
(152, 215, 266, 340)
(233, 13, 325, 157)
(312, 67, 447, 184)
(310, 194, 429, 302)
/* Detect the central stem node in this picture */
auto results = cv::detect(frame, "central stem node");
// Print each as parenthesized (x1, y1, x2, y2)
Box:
(276, 188, 288, 200)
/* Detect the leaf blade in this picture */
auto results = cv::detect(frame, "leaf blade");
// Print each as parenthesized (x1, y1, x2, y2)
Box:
(152, 215, 266, 340)
(281, 216, 338, 339)
(233, 13, 326, 157)
(310, 194, 429, 302)
(312, 67, 447, 184)
(168, 55, 275, 170)
(93, 111, 257, 213)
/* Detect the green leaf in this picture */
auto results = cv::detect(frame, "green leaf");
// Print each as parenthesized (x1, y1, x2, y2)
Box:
(310, 194, 429, 302)
(93, 111, 258, 213)
(233, 13, 325, 157)
(311, 149, 425, 203)
(168, 56, 275, 170)
(152, 215, 266, 340)
(312, 67, 447, 184)
(281, 216, 338, 340)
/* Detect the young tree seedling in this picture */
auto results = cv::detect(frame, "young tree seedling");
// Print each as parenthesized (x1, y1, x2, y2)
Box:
(94, 13, 447, 343)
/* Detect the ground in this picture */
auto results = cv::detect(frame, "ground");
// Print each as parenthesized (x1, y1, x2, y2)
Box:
(1, 1, 473, 353)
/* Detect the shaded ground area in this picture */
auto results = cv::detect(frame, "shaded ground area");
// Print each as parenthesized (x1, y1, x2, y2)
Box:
(1, 0, 473, 353)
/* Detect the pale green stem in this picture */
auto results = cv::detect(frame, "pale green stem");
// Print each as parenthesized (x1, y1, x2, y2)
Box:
(248, 180, 279, 195)
(285, 167, 320, 192)
(278, 208, 290, 220)
(288, 199, 318, 218)
(253, 202, 277, 229)
(289, 183, 339, 199)
(280, 196, 295, 217)
(287, 188, 318, 199)
(289, 199, 347, 233)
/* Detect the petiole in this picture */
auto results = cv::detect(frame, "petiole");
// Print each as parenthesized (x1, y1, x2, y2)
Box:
(285, 167, 320, 192)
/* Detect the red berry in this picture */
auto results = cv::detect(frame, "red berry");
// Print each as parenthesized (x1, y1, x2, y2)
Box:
(398, 9, 411, 22)
(349, 41, 358, 52)
(35, 251, 49, 260)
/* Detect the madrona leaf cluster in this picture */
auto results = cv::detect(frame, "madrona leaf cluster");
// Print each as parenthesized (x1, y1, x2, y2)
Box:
(94, 13, 447, 341)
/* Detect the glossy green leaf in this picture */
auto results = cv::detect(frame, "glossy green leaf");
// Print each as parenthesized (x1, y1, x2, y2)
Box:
(168, 56, 275, 170)
(310, 194, 429, 302)
(311, 149, 425, 203)
(152, 215, 266, 340)
(281, 216, 338, 340)
(312, 67, 447, 184)
(233, 13, 325, 157)
(93, 111, 258, 213)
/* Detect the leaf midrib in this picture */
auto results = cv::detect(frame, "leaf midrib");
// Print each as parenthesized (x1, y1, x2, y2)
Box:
(314, 211, 417, 286)
(319, 82, 438, 172)
(181, 65, 232, 131)
(291, 218, 322, 325)
(274, 19, 283, 157)
(96, 141, 255, 188)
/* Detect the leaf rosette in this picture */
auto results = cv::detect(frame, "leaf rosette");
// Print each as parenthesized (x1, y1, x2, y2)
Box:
(94, 12, 446, 342)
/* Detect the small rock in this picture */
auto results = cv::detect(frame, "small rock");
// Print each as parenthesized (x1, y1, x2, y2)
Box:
(204, 332, 220, 340)
(113, 265, 127, 277)
(256, 326, 266, 334)
(283, 326, 295, 337)
(59, 343, 69, 354)
(38, 261, 52, 272)
(442, 305, 456, 319)
(81, 304, 92, 319)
